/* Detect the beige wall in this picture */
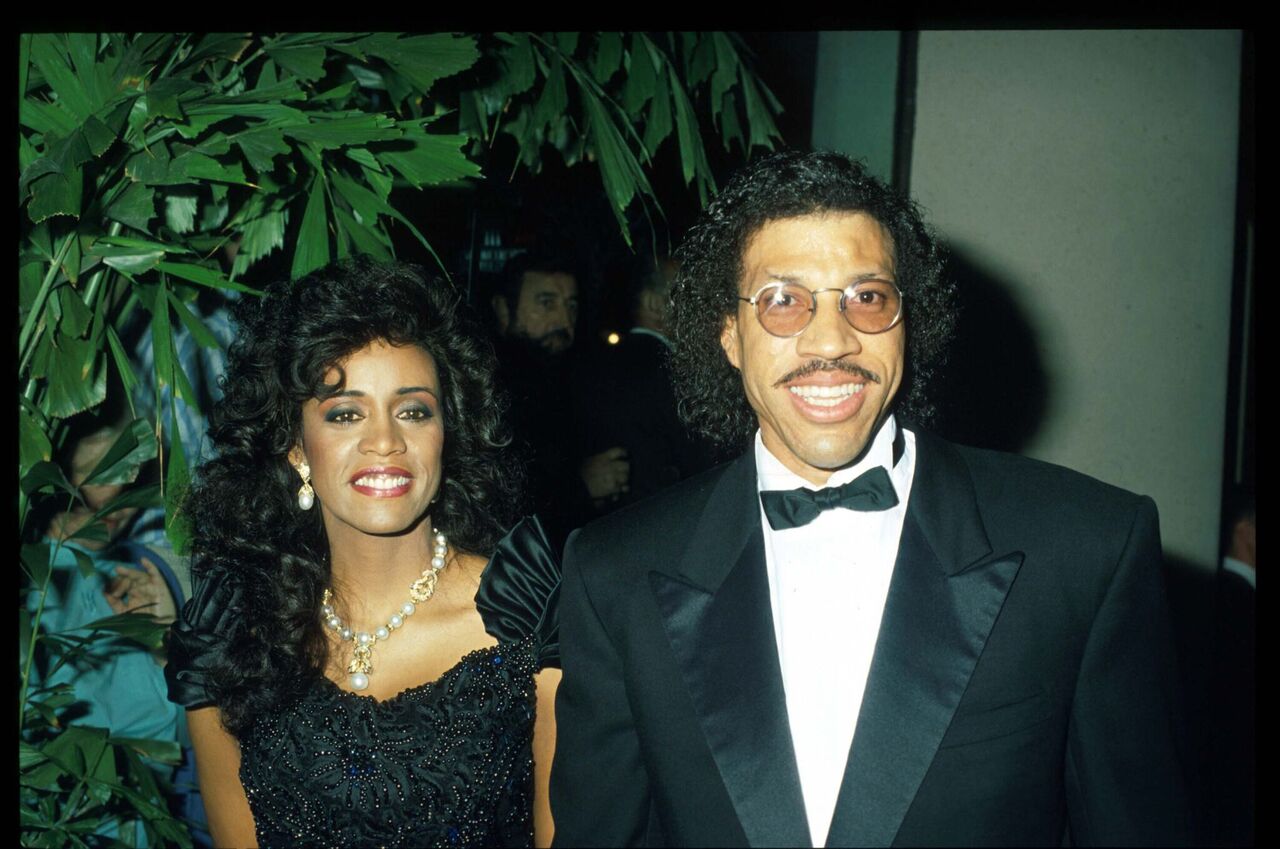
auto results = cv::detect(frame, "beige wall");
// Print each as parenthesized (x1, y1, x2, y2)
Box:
(908, 31, 1242, 567)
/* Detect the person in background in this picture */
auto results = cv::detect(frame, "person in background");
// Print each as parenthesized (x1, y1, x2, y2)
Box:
(491, 250, 580, 358)
(573, 256, 713, 516)
(29, 387, 204, 847)
(489, 250, 628, 545)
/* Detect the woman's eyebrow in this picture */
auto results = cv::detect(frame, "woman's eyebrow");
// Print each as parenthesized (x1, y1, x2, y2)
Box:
(327, 386, 438, 398)
(397, 386, 437, 398)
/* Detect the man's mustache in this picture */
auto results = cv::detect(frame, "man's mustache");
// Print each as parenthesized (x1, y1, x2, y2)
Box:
(773, 359, 881, 387)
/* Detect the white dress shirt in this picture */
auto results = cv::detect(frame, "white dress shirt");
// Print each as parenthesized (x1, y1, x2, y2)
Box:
(754, 416, 916, 847)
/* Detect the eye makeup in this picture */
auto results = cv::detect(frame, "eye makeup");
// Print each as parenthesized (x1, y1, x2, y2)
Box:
(324, 407, 362, 424)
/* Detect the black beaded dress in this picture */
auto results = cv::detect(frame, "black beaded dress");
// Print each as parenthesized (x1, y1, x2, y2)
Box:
(165, 517, 559, 848)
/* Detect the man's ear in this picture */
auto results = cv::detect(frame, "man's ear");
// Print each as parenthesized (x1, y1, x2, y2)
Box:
(719, 314, 742, 370)
(491, 295, 510, 334)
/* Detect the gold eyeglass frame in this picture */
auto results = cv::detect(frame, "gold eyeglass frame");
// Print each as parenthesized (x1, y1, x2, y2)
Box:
(737, 279, 905, 338)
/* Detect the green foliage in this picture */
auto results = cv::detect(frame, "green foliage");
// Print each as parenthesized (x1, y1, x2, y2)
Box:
(462, 31, 783, 239)
(19, 31, 780, 846)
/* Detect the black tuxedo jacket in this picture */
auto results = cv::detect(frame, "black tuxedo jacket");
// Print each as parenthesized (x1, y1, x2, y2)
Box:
(550, 429, 1194, 847)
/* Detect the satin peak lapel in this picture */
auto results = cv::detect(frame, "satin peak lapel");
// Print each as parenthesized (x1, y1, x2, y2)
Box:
(649, 453, 811, 848)
(826, 431, 1024, 848)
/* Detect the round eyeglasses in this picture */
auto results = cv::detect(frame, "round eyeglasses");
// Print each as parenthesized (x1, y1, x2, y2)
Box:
(738, 279, 904, 338)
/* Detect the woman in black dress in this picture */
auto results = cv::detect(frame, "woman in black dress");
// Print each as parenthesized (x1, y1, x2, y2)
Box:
(166, 259, 560, 847)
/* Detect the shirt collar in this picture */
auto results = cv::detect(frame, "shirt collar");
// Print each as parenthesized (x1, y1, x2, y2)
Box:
(629, 326, 672, 349)
(755, 415, 899, 493)
(1222, 556, 1256, 588)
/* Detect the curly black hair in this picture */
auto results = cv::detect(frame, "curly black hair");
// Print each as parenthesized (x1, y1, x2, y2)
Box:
(669, 150, 955, 451)
(185, 258, 524, 736)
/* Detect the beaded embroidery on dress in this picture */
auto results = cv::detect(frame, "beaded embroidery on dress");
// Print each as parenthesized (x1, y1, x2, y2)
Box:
(166, 517, 560, 849)
(242, 637, 540, 847)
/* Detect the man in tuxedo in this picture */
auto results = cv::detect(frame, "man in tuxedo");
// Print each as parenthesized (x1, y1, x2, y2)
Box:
(550, 151, 1194, 846)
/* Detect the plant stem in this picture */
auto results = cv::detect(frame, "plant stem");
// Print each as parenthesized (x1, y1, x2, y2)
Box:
(155, 34, 191, 81)
(17, 380, 43, 531)
(487, 95, 508, 148)
(19, 490, 30, 537)
(18, 537, 61, 734)
(18, 234, 76, 375)
(82, 222, 123, 312)
(239, 45, 265, 73)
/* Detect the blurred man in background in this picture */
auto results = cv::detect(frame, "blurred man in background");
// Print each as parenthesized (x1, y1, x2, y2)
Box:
(490, 251, 628, 547)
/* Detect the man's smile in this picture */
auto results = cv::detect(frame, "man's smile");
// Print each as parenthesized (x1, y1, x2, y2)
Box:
(788, 382, 865, 406)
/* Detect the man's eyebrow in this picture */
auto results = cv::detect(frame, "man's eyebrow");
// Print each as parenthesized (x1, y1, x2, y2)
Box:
(763, 271, 895, 285)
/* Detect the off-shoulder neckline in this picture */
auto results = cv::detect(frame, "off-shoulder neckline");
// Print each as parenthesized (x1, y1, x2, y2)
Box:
(314, 635, 533, 708)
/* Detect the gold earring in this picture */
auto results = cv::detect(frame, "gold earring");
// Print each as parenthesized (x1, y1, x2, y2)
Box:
(296, 461, 315, 511)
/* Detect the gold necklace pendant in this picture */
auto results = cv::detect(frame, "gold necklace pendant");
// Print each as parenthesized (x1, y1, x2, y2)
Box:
(348, 643, 373, 675)
(409, 569, 438, 603)
(319, 529, 450, 692)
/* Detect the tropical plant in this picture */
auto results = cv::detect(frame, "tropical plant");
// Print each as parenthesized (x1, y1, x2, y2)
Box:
(18, 31, 781, 846)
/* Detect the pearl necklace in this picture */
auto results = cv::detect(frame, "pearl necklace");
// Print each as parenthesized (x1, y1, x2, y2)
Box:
(321, 529, 449, 691)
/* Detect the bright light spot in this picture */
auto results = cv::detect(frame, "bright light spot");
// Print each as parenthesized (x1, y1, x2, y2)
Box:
(606, 332, 621, 345)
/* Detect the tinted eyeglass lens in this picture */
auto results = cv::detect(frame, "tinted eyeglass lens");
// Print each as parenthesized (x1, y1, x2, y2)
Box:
(845, 280, 901, 333)
(754, 282, 902, 336)
(755, 284, 814, 336)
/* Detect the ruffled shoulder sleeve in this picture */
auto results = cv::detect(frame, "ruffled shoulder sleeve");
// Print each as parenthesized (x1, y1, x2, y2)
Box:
(165, 564, 244, 709)
(474, 516, 561, 670)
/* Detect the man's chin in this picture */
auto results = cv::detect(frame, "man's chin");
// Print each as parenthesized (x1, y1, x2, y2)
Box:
(783, 422, 884, 475)
(508, 330, 572, 357)
(537, 332, 573, 354)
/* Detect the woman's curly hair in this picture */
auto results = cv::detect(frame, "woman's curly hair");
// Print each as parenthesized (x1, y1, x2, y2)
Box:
(185, 258, 524, 736)
(670, 150, 955, 452)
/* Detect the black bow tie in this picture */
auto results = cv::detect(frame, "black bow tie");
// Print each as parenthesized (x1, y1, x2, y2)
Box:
(759, 424, 905, 530)
(760, 466, 899, 530)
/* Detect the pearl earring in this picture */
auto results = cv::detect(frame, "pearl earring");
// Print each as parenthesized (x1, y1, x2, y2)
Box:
(296, 461, 315, 511)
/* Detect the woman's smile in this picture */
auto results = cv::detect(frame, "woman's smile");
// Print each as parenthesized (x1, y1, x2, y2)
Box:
(350, 466, 415, 497)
